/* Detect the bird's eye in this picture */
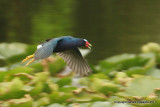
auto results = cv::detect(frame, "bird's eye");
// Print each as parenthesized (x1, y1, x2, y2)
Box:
(84, 39, 87, 42)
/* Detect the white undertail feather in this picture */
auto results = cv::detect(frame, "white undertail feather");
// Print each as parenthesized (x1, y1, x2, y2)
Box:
(37, 44, 43, 49)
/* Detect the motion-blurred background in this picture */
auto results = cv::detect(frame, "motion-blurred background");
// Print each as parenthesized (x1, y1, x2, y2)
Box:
(1, 0, 160, 63)
(1, 1, 160, 107)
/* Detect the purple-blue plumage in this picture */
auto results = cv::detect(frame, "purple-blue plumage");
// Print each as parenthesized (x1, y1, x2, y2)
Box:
(53, 36, 85, 53)
(34, 36, 92, 76)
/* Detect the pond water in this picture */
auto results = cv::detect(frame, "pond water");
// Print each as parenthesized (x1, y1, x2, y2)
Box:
(1, 0, 160, 64)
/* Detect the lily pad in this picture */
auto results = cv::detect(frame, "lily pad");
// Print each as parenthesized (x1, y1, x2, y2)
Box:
(47, 103, 65, 107)
(0, 78, 26, 100)
(119, 76, 160, 97)
(91, 102, 111, 107)
(99, 53, 150, 74)
(48, 92, 73, 104)
(0, 67, 34, 82)
(146, 68, 160, 79)
(3, 94, 33, 107)
(0, 43, 27, 58)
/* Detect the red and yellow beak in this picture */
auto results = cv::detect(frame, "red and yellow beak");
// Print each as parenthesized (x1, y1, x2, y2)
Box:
(85, 41, 92, 49)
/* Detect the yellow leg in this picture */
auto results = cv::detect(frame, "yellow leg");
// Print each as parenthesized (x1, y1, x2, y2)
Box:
(22, 54, 34, 63)
(25, 58, 35, 66)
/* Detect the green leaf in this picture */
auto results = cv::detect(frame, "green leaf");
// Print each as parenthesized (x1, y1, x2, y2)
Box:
(29, 82, 43, 96)
(141, 42, 160, 53)
(0, 43, 27, 58)
(0, 67, 33, 82)
(68, 103, 92, 107)
(32, 72, 50, 83)
(8, 44, 37, 63)
(146, 68, 160, 79)
(48, 56, 66, 75)
(48, 92, 73, 104)
(33, 97, 50, 107)
(59, 87, 77, 93)
(99, 53, 150, 74)
(47, 103, 65, 107)
(22, 85, 34, 92)
(89, 78, 120, 95)
(91, 102, 111, 107)
(2, 95, 33, 107)
(125, 67, 146, 76)
(30, 63, 43, 72)
(119, 76, 160, 97)
(56, 77, 71, 87)
(0, 78, 26, 100)
(73, 92, 107, 102)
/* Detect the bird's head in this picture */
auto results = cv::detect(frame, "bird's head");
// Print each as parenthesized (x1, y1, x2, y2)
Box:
(83, 39, 92, 49)
(65, 37, 92, 49)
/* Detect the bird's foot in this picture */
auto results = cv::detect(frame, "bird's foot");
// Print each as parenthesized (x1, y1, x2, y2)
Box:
(25, 58, 35, 66)
(22, 54, 35, 66)
(22, 54, 34, 63)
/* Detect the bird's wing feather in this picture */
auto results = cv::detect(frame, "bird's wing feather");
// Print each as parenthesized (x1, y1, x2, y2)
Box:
(34, 38, 61, 60)
(57, 48, 92, 76)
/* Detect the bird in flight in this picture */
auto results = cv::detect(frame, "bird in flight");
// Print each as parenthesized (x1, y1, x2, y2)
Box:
(22, 36, 92, 76)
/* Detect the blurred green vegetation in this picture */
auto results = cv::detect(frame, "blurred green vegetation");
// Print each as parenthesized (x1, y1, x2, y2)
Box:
(2, 0, 160, 64)
(1, 42, 160, 107)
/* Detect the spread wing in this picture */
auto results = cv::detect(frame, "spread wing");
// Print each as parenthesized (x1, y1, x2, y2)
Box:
(34, 38, 61, 60)
(57, 48, 92, 76)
